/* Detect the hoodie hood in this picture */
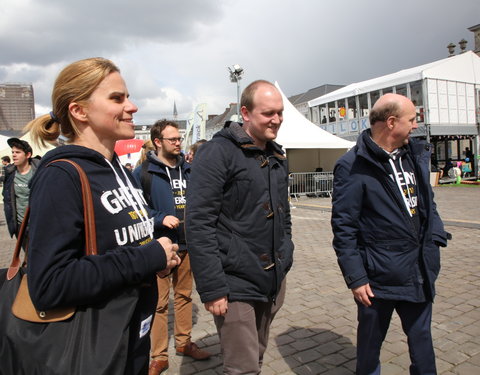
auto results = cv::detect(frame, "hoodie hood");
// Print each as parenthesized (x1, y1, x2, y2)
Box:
(146, 150, 188, 170)
(38, 144, 112, 169)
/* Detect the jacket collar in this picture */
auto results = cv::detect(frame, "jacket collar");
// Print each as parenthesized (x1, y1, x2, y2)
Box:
(219, 121, 286, 160)
(356, 129, 429, 168)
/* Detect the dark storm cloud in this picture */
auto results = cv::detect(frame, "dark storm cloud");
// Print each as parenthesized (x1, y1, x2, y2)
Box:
(0, 0, 223, 65)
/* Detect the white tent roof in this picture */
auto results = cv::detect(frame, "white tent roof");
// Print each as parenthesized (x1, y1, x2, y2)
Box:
(309, 51, 480, 107)
(0, 135, 10, 151)
(275, 82, 355, 149)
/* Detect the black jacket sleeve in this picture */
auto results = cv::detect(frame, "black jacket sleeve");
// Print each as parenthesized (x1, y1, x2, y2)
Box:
(185, 142, 230, 303)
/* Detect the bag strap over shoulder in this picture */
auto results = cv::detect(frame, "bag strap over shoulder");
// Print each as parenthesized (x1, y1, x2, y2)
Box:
(49, 159, 97, 256)
(6, 158, 97, 281)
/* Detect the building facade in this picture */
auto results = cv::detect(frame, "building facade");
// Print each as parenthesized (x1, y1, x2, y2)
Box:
(0, 83, 35, 131)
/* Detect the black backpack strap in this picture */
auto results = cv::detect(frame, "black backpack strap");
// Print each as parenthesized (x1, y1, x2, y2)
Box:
(140, 160, 153, 206)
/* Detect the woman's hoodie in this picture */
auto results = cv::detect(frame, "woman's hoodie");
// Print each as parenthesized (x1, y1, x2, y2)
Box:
(27, 144, 167, 371)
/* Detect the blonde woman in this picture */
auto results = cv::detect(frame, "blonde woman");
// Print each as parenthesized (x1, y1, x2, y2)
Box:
(24, 57, 180, 374)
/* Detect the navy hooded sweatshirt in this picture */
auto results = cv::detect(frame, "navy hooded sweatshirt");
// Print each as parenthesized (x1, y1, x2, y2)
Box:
(27, 145, 167, 373)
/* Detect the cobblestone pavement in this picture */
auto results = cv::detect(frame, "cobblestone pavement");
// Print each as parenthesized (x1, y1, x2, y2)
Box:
(1, 186, 479, 374)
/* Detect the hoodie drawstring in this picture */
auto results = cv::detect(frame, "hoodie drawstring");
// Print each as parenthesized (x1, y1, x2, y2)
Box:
(165, 167, 184, 199)
(104, 157, 154, 239)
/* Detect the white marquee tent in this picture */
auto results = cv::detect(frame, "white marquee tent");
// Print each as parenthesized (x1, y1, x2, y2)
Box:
(309, 51, 480, 107)
(275, 82, 354, 172)
(0, 135, 11, 152)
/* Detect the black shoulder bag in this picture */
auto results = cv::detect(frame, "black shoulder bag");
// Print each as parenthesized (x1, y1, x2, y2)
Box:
(0, 159, 140, 374)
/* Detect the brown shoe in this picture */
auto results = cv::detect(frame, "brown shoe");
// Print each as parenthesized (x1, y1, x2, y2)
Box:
(176, 341, 211, 360)
(148, 359, 169, 375)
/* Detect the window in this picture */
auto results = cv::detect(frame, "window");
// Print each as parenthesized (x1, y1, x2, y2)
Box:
(337, 99, 346, 121)
(449, 140, 458, 160)
(396, 84, 407, 97)
(410, 81, 424, 122)
(370, 91, 380, 107)
(312, 106, 319, 124)
(359, 94, 369, 117)
(435, 141, 446, 163)
(410, 81, 423, 106)
(327, 101, 336, 122)
(347, 97, 357, 119)
(320, 105, 328, 124)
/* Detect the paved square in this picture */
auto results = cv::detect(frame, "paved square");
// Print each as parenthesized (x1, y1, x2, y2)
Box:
(1, 186, 479, 374)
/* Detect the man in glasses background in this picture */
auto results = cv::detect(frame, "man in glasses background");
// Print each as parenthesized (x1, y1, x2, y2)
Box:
(134, 120, 211, 375)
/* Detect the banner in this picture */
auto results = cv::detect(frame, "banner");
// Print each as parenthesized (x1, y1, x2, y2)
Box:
(114, 139, 144, 156)
(192, 103, 207, 144)
(184, 111, 195, 148)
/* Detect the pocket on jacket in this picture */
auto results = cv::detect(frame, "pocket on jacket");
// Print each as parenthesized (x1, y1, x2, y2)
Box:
(231, 179, 252, 213)
(364, 240, 418, 286)
(425, 241, 441, 279)
(221, 233, 266, 276)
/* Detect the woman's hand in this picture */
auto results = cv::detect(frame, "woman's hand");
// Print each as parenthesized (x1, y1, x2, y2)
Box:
(156, 237, 181, 277)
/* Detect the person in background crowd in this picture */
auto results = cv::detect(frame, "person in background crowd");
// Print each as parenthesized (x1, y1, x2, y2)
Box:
(0, 155, 11, 184)
(186, 80, 294, 374)
(464, 147, 474, 175)
(134, 120, 211, 375)
(23, 57, 180, 374)
(3, 138, 40, 238)
(331, 93, 450, 375)
(136, 139, 155, 168)
(185, 139, 207, 163)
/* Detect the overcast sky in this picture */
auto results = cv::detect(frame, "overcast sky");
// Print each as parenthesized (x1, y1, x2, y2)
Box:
(1, 0, 479, 124)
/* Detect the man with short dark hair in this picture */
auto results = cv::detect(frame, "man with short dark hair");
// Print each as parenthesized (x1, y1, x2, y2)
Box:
(186, 80, 294, 374)
(331, 93, 450, 375)
(0, 155, 11, 184)
(3, 138, 39, 238)
(133, 120, 211, 375)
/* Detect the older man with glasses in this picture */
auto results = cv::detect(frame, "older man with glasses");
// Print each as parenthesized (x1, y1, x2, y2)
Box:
(134, 120, 211, 375)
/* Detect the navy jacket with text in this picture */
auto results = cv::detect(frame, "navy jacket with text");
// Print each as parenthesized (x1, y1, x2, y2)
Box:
(331, 129, 449, 302)
(26, 145, 167, 371)
(132, 151, 191, 244)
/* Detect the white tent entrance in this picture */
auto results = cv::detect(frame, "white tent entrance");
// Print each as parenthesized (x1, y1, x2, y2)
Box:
(275, 82, 354, 173)
(274, 82, 354, 197)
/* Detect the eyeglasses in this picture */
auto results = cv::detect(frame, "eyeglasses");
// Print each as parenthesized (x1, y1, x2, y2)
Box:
(160, 137, 184, 144)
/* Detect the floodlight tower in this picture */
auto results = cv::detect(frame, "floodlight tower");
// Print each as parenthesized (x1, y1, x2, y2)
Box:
(228, 64, 244, 120)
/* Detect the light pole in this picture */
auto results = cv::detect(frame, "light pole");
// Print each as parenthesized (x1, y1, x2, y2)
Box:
(228, 64, 244, 120)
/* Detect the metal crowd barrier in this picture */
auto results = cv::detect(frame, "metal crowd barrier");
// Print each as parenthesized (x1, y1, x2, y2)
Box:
(289, 172, 334, 199)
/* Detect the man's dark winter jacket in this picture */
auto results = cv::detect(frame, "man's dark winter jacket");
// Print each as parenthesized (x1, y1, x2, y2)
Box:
(132, 151, 190, 245)
(26, 145, 167, 372)
(331, 129, 449, 302)
(3, 159, 40, 237)
(186, 122, 294, 304)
